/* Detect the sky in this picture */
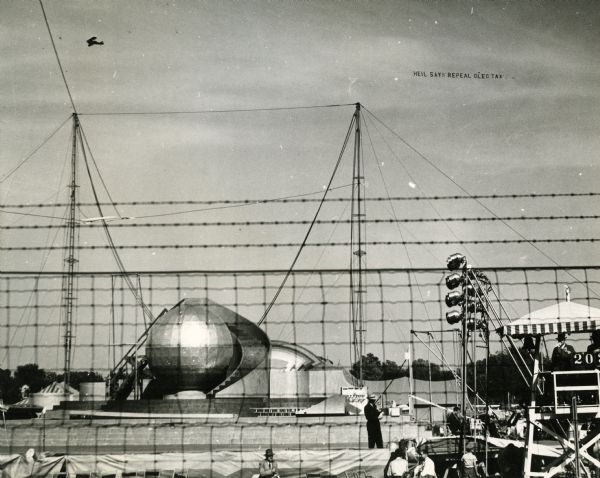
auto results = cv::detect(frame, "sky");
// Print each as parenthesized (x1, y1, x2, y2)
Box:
(1, 1, 599, 371)
(1, 0, 599, 272)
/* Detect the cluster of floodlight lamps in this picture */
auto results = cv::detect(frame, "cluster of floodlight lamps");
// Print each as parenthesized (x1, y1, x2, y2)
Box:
(444, 253, 490, 332)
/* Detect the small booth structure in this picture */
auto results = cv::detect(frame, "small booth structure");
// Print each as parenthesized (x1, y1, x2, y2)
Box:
(501, 298, 600, 477)
(31, 381, 79, 410)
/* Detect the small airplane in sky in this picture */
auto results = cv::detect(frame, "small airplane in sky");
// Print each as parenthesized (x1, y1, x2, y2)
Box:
(86, 36, 104, 47)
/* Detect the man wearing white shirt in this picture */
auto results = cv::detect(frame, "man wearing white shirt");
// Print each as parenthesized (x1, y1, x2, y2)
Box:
(413, 450, 437, 478)
(385, 449, 408, 477)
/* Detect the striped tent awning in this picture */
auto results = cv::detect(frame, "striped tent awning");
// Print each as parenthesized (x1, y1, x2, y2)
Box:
(501, 301, 600, 337)
(38, 381, 78, 395)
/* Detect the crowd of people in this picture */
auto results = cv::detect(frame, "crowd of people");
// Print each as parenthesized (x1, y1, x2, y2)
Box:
(256, 444, 442, 478)
(260, 339, 598, 478)
(304, 331, 598, 478)
(258, 435, 491, 478)
(383, 440, 439, 478)
(362, 392, 495, 477)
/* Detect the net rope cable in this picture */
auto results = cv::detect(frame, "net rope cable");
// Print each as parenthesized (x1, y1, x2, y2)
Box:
(2, 268, 600, 472)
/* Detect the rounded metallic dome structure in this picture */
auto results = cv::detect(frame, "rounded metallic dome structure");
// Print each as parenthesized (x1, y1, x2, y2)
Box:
(146, 298, 237, 395)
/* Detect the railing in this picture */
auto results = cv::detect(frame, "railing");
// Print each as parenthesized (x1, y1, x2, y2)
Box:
(553, 369, 600, 414)
(251, 407, 304, 416)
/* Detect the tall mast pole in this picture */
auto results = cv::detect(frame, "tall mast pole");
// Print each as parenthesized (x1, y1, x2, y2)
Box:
(350, 103, 366, 382)
(62, 113, 79, 392)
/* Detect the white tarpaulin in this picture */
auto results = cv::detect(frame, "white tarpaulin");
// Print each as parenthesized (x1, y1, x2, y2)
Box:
(1, 449, 391, 478)
(0, 454, 64, 478)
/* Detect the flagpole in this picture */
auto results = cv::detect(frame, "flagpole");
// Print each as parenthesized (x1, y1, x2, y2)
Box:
(408, 345, 414, 420)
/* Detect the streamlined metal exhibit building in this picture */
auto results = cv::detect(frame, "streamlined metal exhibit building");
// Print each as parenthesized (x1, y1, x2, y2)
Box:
(144, 298, 271, 398)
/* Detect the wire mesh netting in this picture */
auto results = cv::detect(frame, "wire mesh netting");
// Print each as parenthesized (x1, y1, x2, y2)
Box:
(0, 266, 599, 477)
(1, 79, 598, 478)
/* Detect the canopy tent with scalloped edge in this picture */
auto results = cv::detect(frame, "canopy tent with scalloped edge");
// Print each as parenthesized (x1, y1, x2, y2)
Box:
(500, 300, 600, 337)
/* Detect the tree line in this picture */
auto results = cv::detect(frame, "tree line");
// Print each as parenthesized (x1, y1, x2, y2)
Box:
(352, 350, 538, 404)
(0, 364, 104, 404)
(351, 353, 455, 381)
(3, 351, 533, 405)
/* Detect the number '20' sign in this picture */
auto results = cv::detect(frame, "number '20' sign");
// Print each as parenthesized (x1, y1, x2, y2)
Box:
(573, 352, 600, 366)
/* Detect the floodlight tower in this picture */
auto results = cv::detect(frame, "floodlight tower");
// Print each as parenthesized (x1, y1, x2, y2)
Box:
(444, 253, 470, 452)
(444, 253, 490, 453)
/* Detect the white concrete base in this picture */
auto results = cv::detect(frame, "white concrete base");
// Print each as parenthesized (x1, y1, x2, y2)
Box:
(164, 390, 207, 400)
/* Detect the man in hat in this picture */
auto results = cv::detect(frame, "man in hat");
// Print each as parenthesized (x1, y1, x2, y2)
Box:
(446, 406, 465, 436)
(364, 393, 383, 448)
(551, 332, 575, 371)
(587, 330, 600, 355)
(259, 449, 280, 478)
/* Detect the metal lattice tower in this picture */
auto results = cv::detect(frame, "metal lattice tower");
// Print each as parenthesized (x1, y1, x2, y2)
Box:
(61, 113, 79, 390)
(349, 103, 367, 381)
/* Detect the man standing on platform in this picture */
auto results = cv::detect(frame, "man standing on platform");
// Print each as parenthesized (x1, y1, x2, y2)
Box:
(446, 406, 465, 436)
(364, 393, 384, 448)
(551, 332, 575, 371)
